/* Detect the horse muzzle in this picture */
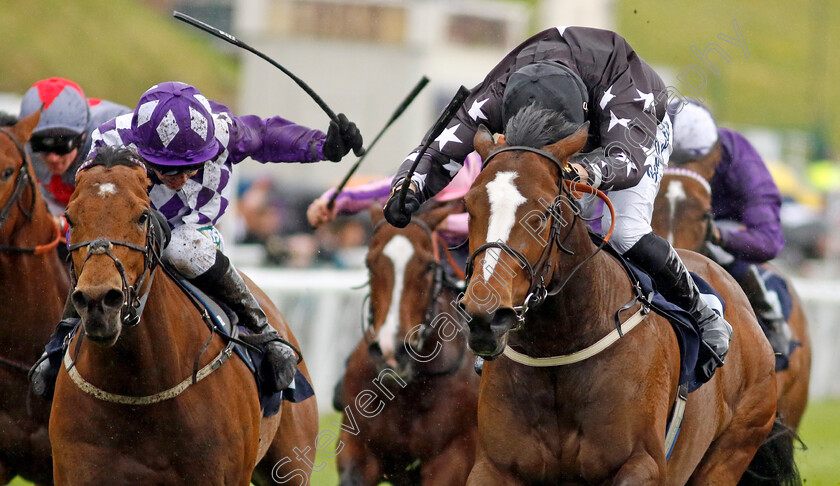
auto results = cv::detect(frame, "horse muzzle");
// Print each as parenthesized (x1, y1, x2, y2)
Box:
(467, 307, 518, 359)
(72, 286, 124, 347)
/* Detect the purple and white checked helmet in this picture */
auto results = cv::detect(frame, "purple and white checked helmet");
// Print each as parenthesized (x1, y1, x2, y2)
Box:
(131, 82, 219, 166)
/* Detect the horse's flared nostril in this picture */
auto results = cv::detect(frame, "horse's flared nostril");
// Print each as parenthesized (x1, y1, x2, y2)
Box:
(103, 289, 124, 311)
(71, 290, 89, 312)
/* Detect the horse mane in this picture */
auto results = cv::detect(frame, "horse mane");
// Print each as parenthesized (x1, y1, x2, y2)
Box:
(503, 104, 578, 148)
(79, 146, 145, 173)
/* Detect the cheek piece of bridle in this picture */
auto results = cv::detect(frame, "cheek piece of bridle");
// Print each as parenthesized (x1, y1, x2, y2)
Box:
(459, 145, 615, 324)
(0, 128, 38, 232)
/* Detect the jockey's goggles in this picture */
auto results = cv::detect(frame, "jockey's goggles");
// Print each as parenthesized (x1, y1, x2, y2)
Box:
(149, 163, 205, 176)
(30, 133, 84, 155)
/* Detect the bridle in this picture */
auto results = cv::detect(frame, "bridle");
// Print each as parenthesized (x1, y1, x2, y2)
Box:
(67, 210, 162, 328)
(363, 218, 467, 378)
(0, 128, 60, 255)
(461, 145, 615, 323)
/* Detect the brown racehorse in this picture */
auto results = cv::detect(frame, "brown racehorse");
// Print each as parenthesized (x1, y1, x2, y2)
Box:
(652, 166, 811, 431)
(459, 113, 782, 484)
(49, 148, 317, 485)
(0, 112, 68, 485)
(336, 205, 479, 486)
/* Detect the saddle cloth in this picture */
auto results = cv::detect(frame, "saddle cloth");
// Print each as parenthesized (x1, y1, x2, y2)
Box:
(180, 281, 314, 417)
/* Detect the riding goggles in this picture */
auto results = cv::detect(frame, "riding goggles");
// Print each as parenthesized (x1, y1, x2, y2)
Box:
(30, 134, 84, 155)
(149, 163, 205, 176)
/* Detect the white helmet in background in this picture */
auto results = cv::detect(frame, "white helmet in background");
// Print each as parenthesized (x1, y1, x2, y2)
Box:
(668, 98, 719, 165)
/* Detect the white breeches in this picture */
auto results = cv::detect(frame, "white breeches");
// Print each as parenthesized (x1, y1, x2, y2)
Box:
(162, 224, 225, 278)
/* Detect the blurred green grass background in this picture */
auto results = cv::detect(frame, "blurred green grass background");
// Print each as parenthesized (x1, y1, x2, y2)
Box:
(11, 399, 840, 485)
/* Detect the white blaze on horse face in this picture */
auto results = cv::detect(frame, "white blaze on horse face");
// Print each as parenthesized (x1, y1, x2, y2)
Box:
(665, 180, 686, 244)
(377, 235, 414, 358)
(96, 183, 117, 196)
(483, 171, 527, 281)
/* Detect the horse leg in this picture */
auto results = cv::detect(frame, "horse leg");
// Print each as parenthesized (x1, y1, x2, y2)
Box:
(687, 399, 776, 485)
(465, 450, 522, 486)
(336, 434, 382, 486)
(420, 433, 476, 486)
(253, 400, 319, 486)
(611, 453, 663, 485)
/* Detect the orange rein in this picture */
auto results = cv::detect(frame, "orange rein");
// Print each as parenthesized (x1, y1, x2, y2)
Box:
(563, 179, 615, 243)
(431, 231, 467, 281)
(33, 218, 62, 255)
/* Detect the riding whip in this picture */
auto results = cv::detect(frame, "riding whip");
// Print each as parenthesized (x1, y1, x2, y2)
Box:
(173, 11, 364, 156)
(398, 85, 470, 212)
(327, 76, 430, 210)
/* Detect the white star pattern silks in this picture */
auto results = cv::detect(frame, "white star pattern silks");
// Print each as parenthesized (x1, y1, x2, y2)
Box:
(634, 89, 655, 112)
(608, 111, 630, 132)
(468, 99, 489, 122)
(600, 86, 616, 110)
(435, 124, 462, 151)
(156, 109, 180, 148)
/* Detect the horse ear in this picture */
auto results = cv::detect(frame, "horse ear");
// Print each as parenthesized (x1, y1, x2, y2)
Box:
(473, 125, 497, 159)
(11, 110, 41, 143)
(369, 204, 386, 226)
(417, 200, 462, 230)
(545, 122, 589, 161)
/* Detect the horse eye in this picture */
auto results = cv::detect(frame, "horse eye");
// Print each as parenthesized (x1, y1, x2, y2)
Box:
(2, 168, 13, 179)
(64, 215, 74, 227)
(138, 213, 148, 226)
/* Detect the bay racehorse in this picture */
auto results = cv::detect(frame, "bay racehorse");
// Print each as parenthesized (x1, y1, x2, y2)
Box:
(49, 148, 317, 485)
(336, 204, 479, 485)
(652, 167, 811, 431)
(459, 114, 782, 484)
(0, 112, 68, 485)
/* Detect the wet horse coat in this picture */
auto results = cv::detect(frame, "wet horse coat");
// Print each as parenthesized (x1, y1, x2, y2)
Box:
(460, 121, 778, 485)
(49, 151, 317, 486)
(653, 167, 811, 431)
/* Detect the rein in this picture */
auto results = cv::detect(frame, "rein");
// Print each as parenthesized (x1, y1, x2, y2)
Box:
(0, 128, 60, 255)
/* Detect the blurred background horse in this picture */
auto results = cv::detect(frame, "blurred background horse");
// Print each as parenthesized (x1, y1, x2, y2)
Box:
(0, 112, 68, 486)
(335, 204, 479, 486)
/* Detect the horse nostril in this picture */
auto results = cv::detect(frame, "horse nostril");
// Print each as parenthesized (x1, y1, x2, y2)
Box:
(103, 289, 124, 310)
(71, 290, 89, 311)
(368, 342, 383, 356)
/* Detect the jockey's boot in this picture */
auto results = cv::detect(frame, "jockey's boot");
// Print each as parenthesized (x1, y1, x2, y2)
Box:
(191, 251, 297, 394)
(625, 233, 732, 382)
(29, 294, 81, 400)
(738, 265, 792, 356)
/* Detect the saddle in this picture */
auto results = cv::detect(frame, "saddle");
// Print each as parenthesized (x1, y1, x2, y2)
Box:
(179, 280, 314, 417)
(594, 234, 723, 392)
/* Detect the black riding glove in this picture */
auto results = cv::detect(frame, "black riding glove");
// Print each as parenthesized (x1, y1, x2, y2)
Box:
(322, 113, 363, 162)
(383, 184, 421, 228)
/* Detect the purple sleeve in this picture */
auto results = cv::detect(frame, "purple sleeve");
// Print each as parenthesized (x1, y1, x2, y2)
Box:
(323, 177, 393, 215)
(223, 107, 327, 164)
(442, 213, 469, 238)
(711, 129, 784, 262)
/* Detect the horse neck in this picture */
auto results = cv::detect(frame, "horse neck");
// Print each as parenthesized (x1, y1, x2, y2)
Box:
(75, 272, 213, 396)
(511, 213, 632, 356)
